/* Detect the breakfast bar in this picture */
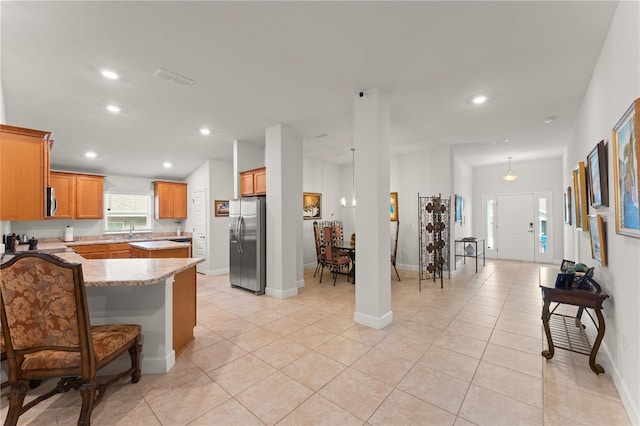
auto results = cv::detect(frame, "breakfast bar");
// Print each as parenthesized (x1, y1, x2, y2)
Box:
(53, 252, 203, 374)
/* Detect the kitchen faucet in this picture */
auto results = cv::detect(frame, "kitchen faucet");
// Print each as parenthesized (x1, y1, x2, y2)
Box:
(129, 223, 134, 237)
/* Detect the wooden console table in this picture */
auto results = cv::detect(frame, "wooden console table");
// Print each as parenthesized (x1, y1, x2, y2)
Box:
(539, 267, 609, 374)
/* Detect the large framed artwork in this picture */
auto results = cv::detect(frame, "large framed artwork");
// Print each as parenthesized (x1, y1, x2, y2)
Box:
(612, 98, 640, 238)
(587, 140, 609, 208)
(214, 200, 229, 217)
(303, 192, 322, 220)
(390, 192, 398, 221)
(589, 214, 607, 266)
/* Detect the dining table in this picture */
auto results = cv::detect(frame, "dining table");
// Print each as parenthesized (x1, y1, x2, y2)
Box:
(336, 245, 355, 284)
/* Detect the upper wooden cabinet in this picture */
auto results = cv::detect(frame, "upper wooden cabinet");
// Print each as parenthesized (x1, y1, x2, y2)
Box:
(0, 124, 53, 221)
(154, 181, 187, 219)
(49, 172, 104, 219)
(240, 167, 266, 196)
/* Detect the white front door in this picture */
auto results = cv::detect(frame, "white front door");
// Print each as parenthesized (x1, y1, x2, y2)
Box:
(192, 189, 208, 273)
(497, 193, 535, 261)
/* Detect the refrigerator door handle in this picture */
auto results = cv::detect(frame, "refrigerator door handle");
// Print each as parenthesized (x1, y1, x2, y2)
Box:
(237, 215, 243, 253)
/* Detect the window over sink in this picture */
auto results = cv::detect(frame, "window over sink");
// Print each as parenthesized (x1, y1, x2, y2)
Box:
(104, 193, 153, 232)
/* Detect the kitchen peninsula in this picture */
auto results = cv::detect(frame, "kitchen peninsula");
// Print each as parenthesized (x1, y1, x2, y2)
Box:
(51, 251, 202, 374)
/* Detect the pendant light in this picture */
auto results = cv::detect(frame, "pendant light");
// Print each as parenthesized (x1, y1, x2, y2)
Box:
(341, 148, 357, 208)
(502, 156, 518, 181)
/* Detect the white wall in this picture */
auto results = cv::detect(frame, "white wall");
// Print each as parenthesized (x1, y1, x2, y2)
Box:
(301, 157, 343, 268)
(184, 159, 233, 275)
(472, 157, 564, 262)
(301, 144, 456, 274)
(563, 1, 639, 422)
(453, 156, 474, 253)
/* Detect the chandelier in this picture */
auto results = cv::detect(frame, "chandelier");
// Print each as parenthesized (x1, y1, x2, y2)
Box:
(502, 156, 518, 182)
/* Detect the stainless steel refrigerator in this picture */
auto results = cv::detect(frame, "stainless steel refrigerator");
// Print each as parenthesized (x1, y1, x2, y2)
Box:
(229, 197, 266, 295)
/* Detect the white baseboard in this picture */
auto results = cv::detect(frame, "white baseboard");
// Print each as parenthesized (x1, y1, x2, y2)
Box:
(598, 334, 639, 425)
(265, 286, 298, 299)
(202, 267, 229, 276)
(354, 310, 393, 329)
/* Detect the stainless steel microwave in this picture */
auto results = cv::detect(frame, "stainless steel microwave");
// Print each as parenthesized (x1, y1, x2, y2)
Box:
(46, 187, 58, 217)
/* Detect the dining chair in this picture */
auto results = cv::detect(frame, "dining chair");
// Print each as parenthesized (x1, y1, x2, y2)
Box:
(319, 226, 351, 285)
(391, 221, 401, 280)
(312, 221, 327, 277)
(0, 252, 142, 426)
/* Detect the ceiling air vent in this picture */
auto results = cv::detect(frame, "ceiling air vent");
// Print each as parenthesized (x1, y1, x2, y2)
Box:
(153, 68, 194, 87)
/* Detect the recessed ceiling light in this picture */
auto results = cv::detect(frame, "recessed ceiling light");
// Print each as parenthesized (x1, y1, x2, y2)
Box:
(101, 70, 119, 80)
(163, 162, 172, 168)
(200, 128, 210, 135)
(106, 105, 121, 113)
(85, 151, 97, 159)
(472, 95, 487, 105)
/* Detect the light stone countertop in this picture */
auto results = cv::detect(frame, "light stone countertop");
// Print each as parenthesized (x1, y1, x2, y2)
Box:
(128, 241, 191, 250)
(51, 252, 203, 287)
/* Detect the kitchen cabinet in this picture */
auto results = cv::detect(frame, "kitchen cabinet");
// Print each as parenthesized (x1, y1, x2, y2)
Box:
(0, 124, 53, 221)
(49, 172, 104, 219)
(72, 242, 131, 259)
(153, 181, 187, 219)
(72, 244, 107, 259)
(107, 243, 131, 258)
(128, 241, 194, 356)
(240, 167, 266, 196)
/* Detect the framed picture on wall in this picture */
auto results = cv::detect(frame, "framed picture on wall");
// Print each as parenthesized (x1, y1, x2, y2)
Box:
(564, 188, 572, 225)
(612, 98, 640, 238)
(390, 192, 398, 221)
(589, 214, 607, 266)
(303, 192, 322, 220)
(455, 194, 463, 223)
(214, 200, 229, 217)
(573, 163, 589, 230)
(587, 140, 609, 208)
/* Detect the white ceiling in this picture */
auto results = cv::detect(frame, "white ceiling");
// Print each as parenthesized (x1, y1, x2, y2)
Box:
(1, 1, 618, 180)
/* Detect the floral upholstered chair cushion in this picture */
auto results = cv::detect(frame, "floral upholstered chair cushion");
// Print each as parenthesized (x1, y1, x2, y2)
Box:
(0, 252, 142, 426)
(1, 256, 80, 351)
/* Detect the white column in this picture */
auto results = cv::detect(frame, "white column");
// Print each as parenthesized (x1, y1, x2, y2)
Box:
(353, 89, 393, 329)
(265, 123, 303, 299)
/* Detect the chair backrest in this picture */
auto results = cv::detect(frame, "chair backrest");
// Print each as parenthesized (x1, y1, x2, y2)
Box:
(0, 252, 94, 378)
(322, 226, 335, 262)
(332, 222, 344, 247)
(392, 221, 400, 259)
(313, 221, 323, 260)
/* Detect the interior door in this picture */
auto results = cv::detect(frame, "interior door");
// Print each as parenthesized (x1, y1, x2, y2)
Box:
(497, 194, 535, 261)
(192, 189, 207, 273)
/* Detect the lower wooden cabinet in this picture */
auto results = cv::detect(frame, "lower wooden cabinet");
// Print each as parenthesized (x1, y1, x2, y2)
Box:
(127, 242, 194, 356)
(72, 242, 132, 259)
(72, 244, 107, 259)
(107, 243, 131, 258)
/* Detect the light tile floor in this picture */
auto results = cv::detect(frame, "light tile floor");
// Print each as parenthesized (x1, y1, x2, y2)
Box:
(1, 260, 632, 425)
